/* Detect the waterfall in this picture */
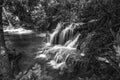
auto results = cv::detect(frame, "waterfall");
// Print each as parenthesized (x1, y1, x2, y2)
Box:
(49, 31, 60, 45)
(48, 22, 66, 45)
(67, 34, 81, 48)
(48, 23, 79, 46)
(54, 22, 66, 32)
(37, 22, 85, 71)
(59, 24, 74, 44)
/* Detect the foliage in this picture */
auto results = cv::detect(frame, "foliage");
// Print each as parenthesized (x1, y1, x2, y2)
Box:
(14, 63, 54, 80)
(2, 0, 120, 80)
(3, 0, 120, 30)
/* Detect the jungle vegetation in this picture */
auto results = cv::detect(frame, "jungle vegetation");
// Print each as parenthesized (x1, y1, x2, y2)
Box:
(0, 0, 120, 80)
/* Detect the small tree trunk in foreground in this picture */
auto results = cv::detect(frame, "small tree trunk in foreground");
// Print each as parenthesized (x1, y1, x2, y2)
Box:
(0, 0, 11, 79)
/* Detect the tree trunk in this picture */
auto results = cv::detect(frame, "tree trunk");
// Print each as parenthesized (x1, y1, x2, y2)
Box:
(0, 0, 11, 79)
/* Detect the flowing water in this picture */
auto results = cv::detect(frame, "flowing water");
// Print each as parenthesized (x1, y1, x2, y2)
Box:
(4, 26, 84, 80)
(35, 23, 85, 80)
(4, 23, 89, 80)
(47, 23, 80, 47)
(37, 23, 82, 69)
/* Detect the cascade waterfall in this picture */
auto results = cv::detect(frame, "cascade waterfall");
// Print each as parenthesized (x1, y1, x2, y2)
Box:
(36, 23, 84, 71)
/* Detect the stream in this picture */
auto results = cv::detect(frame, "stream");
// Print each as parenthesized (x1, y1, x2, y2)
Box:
(4, 26, 82, 80)
(4, 28, 46, 72)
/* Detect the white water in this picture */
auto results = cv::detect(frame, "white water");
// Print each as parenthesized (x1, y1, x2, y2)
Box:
(67, 34, 81, 48)
(37, 23, 84, 70)
(49, 31, 59, 45)
(59, 24, 74, 44)
(47, 23, 80, 47)
(54, 22, 64, 31)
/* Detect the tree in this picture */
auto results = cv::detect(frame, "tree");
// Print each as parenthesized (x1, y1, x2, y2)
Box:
(0, 0, 11, 79)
